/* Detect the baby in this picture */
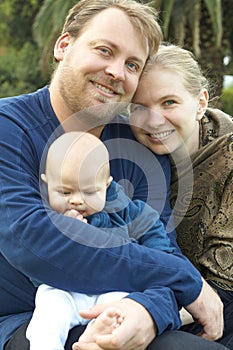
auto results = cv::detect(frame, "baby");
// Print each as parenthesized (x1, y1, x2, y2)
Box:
(26, 131, 174, 350)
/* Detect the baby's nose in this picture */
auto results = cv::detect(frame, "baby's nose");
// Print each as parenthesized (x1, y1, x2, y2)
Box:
(69, 193, 84, 205)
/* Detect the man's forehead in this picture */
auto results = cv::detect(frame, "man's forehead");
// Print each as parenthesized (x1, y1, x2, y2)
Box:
(78, 7, 148, 58)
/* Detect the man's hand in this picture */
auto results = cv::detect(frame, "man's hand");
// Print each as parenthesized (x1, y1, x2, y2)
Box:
(72, 298, 157, 350)
(185, 278, 224, 340)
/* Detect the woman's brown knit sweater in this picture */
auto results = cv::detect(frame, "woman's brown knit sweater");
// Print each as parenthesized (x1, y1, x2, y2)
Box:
(170, 108, 233, 290)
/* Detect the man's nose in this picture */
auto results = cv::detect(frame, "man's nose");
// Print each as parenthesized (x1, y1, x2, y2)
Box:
(105, 59, 126, 81)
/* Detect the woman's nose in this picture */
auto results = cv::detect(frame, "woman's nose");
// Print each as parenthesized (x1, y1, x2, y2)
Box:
(147, 109, 166, 126)
(130, 108, 166, 132)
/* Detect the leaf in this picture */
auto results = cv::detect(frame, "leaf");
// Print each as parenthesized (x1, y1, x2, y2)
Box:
(161, 0, 176, 38)
(204, 0, 222, 47)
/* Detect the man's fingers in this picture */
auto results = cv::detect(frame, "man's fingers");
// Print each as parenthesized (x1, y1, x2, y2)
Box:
(200, 325, 224, 341)
(72, 341, 103, 350)
(79, 303, 111, 319)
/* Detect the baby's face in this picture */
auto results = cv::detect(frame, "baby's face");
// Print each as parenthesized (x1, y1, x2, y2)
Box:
(46, 167, 110, 217)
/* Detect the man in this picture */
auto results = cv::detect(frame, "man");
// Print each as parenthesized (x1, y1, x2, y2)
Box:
(0, 1, 225, 350)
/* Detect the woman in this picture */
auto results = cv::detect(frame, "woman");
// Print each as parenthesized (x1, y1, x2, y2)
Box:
(131, 43, 233, 349)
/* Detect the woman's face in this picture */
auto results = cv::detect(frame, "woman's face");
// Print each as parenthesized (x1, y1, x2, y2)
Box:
(131, 66, 208, 155)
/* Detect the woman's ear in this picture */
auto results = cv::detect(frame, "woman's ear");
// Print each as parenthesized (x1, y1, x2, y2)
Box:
(54, 32, 71, 62)
(196, 89, 209, 121)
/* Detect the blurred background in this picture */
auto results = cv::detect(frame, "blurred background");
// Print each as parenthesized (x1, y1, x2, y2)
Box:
(0, 0, 232, 114)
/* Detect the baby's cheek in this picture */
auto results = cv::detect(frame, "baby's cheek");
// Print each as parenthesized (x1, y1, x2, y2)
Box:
(89, 197, 105, 213)
(51, 197, 68, 214)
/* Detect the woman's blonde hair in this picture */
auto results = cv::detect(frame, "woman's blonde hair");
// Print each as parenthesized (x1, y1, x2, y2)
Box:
(62, 0, 162, 59)
(147, 43, 211, 97)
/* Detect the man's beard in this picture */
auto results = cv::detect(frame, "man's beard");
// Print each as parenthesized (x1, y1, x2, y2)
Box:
(62, 102, 129, 133)
(57, 67, 130, 132)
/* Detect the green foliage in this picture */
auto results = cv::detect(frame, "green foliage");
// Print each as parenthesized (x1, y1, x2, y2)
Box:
(154, 0, 223, 52)
(33, 0, 77, 78)
(203, 0, 222, 47)
(222, 86, 233, 116)
(0, 0, 47, 97)
(0, 0, 42, 48)
(0, 0, 232, 100)
(0, 42, 47, 97)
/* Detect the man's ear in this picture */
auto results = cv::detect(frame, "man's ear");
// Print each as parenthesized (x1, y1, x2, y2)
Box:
(54, 32, 71, 62)
(106, 176, 113, 188)
(196, 89, 209, 121)
(41, 173, 47, 184)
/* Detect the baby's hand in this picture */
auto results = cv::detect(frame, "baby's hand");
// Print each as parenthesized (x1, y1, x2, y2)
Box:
(64, 209, 87, 223)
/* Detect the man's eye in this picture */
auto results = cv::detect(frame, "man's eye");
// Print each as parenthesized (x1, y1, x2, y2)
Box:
(98, 47, 110, 56)
(127, 62, 139, 72)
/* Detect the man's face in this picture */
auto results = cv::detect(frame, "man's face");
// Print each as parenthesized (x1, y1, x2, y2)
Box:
(54, 7, 149, 119)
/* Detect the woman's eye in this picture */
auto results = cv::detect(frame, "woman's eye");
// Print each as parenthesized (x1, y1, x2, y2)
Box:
(130, 104, 146, 113)
(164, 100, 175, 106)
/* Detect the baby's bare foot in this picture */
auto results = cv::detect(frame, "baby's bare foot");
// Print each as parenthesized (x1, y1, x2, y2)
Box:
(78, 307, 124, 343)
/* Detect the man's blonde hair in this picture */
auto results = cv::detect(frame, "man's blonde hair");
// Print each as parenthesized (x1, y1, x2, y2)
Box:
(62, 0, 162, 60)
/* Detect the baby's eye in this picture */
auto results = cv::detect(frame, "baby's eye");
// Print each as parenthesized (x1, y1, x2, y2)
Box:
(57, 189, 71, 196)
(84, 191, 96, 196)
